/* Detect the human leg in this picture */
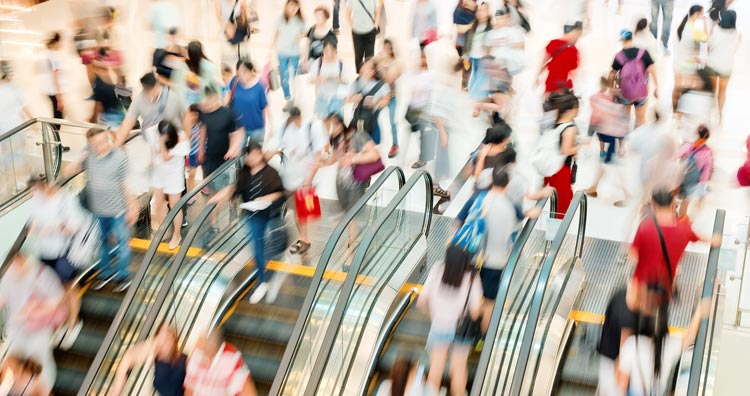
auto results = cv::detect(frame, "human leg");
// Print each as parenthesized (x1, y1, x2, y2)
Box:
(634, 101, 647, 127)
(151, 190, 166, 229)
(111, 214, 132, 280)
(96, 216, 115, 278)
(449, 343, 472, 395)
(717, 76, 729, 116)
(545, 165, 573, 219)
(333, 0, 341, 31)
(278, 55, 293, 100)
(352, 32, 366, 72)
(662, 0, 674, 47)
(168, 193, 182, 248)
(247, 215, 270, 284)
(650, 0, 660, 39)
(418, 122, 437, 164)
(427, 342, 449, 391)
(364, 29, 377, 60)
(387, 95, 399, 152)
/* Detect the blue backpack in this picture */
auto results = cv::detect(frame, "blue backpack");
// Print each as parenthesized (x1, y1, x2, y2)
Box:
(452, 191, 489, 267)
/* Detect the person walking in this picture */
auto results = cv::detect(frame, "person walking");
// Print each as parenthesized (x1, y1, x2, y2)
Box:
(609, 29, 658, 127)
(272, 0, 306, 110)
(347, 57, 390, 145)
(406, 50, 436, 170)
(650, 0, 674, 51)
(184, 41, 222, 106)
(209, 142, 286, 303)
(376, 39, 402, 158)
(676, 125, 713, 218)
(464, 3, 492, 101)
(346, 0, 380, 72)
(301, 6, 337, 73)
(412, 0, 438, 48)
(539, 23, 581, 96)
(633, 18, 658, 60)
(705, 10, 740, 119)
(417, 245, 483, 396)
(312, 39, 347, 119)
(673, 5, 708, 110)
(184, 329, 257, 396)
(225, 60, 270, 146)
(67, 128, 136, 291)
(43, 32, 65, 121)
(0, 61, 34, 196)
(116, 72, 185, 147)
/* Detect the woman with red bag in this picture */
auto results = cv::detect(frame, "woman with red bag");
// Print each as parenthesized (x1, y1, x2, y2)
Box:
(266, 106, 329, 255)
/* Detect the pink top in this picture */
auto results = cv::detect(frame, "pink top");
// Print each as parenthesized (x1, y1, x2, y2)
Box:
(677, 143, 714, 183)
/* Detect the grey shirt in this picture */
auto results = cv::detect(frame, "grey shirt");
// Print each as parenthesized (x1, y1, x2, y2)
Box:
(83, 149, 129, 217)
(348, 0, 378, 34)
(276, 16, 305, 56)
(126, 86, 185, 130)
(484, 191, 518, 270)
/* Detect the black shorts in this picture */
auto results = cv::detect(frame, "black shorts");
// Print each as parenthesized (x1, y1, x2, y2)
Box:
(41, 256, 77, 283)
(480, 267, 503, 300)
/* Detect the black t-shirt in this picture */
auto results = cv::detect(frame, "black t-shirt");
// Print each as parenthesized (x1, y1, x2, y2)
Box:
(307, 28, 337, 60)
(234, 165, 285, 217)
(92, 76, 120, 113)
(598, 289, 655, 360)
(200, 106, 239, 166)
(612, 47, 655, 71)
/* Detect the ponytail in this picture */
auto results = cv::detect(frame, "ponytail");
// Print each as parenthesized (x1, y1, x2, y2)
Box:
(677, 6, 704, 41)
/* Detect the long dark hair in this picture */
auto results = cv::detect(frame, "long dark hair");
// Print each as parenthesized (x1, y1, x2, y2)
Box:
(442, 244, 472, 288)
(187, 41, 209, 75)
(548, 91, 579, 122)
(719, 10, 737, 29)
(389, 358, 415, 396)
(709, 0, 727, 22)
(158, 121, 179, 150)
(635, 18, 648, 34)
(470, 2, 492, 34)
(283, 0, 303, 22)
(677, 5, 704, 41)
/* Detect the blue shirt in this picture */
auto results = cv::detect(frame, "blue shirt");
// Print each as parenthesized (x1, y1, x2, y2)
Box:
(230, 78, 268, 132)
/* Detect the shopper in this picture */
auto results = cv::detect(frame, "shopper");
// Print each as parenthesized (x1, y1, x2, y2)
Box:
(412, 0, 438, 48)
(406, 50, 436, 170)
(348, 57, 390, 144)
(210, 142, 285, 303)
(542, 92, 582, 218)
(273, 0, 305, 110)
(609, 30, 658, 127)
(226, 60, 270, 146)
(43, 32, 64, 121)
(0, 355, 47, 396)
(185, 328, 257, 396)
(67, 127, 135, 291)
(301, 6, 336, 73)
(89, 61, 126, 129)
(706, 10, 740, 118)
(428, 67, 462, 200)
(464, 3, 492, 101)
(110, 323, 186, 396)
(650, 0, 674, 50)
(0, 245, 65, 394)
(184, 41, 222, 106)
(347, 0, 380, 73)
(312, 39, 347, 119)
(376, 39, 402, 158)
(539, 23, 581, 96)
(676, 125, 713, 218)
(673, 5, 708, 110)
(417, 245, 482, 396)
(116, 72, 184, 147)
(266, 106, 328, 255)
(0, 61, 34, 196)
(184, 104, 203, 202)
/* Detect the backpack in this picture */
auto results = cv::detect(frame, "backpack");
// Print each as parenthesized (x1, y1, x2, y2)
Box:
(530, 122, 574, 177)
(452, 190, 489, 267)
(681, 146, 708, 191)
(352, 79, 385, 134)
(615, 49, 649, 102)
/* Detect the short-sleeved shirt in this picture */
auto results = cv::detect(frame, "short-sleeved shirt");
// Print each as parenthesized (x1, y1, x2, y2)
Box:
(234, 164, 285, 218)
(230, 79, 268, 132)
(453, 0, 478, 25)
(200, 106, 239, 169)
(126, 86, 184, 131)
(92, 76, 120, 114)
(43, 50, 62, 95)
(184, 343, 250, 396)
(268, 121, 328, 191)
(612, 47, 655, 71)
(349, 78, 390, 102)
(307, 28, 336, 60)
(0, 82, 26, 134)
(598, 289, 655, 360)
(544, 39, 579, 93)
(83, 149, 129, 217)
(0, 263, 64, 338)
(277, 16, 305, 56)
(631, 217, 700, 291)
(420, 264, 483, 334)
(483, 191, 518, 270)
(29, 191, 83, 260)
(348, 0, 378, 34)
(314, 59, 345, 99)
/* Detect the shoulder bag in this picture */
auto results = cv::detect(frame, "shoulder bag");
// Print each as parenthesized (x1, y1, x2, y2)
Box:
(352, 79, 386, 133)
(651, 213, 679, 299)
(455, 270, 482, 342)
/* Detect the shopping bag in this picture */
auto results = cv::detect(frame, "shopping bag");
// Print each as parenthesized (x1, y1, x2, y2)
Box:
(294, 187, 321, 223)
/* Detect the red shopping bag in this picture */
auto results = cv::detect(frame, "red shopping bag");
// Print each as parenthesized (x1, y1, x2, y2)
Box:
(295, 187, 321, 223)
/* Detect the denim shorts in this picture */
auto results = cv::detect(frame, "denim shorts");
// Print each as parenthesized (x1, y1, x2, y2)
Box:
(615, 96, 646, 107)
(426, 329, 472, 351)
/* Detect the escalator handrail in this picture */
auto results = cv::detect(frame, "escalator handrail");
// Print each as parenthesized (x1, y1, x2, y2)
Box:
(302, 170, 433, 396)
(269, 165, 406, 395)
(510, 191, 587, 395)
(77, 147, 248, 396)
(686, 209, 725, 396)
(0, 117, 105, 143)
(470, 192, 556, 396)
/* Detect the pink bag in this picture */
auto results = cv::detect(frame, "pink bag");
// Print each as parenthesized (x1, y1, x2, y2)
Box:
(23, 267, 67, 332)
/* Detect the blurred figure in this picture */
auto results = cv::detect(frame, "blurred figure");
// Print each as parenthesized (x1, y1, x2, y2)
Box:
(0, 356, 47, 396)
(116, 72, 185, 147)
(542, 92, 583, 218)
(417, 245, 482, 396)
(184, 104, 203, 201)
(27, 177, 84, 349)
(226, 60, 270, 146)
(301, 6, 336, 74)
(43, 32, 64, 121)
(0, 61, 34, 195)
(376, 39, 403, 158)
(412, 0, 438, 49)
(650, 0, 674, 50)
(347, 57, 390, 145)
(706, 10, 740, 119)
(454, 0, 479, 88)
(346, 0, 380, 72)
(406, 50, 436, 170)
(312, 40, 347, 119)
(673, 5, 708, 110)
(609, 29, 658, 127)
(185, 328, 257, 396)
(464, 3, 492, 100)
(272, 0, 305, 109)
(217, 0, 258, 65)
(676, 125, 713, 217)
(539, 23, 581, 97)
(89, 56, 127, 128)
(185, 41, 222, 106)
(375, 357, 435, 396)
(110, 323, 186, 396)
(65, 128, 135, 291)
(150, 0, 180, 49)
(626, 113, 681, 203)
(0, 245, 65, 394)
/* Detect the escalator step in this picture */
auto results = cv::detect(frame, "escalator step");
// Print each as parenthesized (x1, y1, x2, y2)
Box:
(80, 293, 122, 320)
(54, 367, 85, 396)
(241, 352, 281, 385)
(224, 314, 294, 345)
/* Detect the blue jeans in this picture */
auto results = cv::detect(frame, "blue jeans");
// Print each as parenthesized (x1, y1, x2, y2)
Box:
(245, 214, 270, 283)
(278, 55, 300, 100)
(314, 96, 344, 119)
(468, 57, 488, 100)
(435, 135, 450, 183)
(650, 0, 673, 46)
(96, 214, 131, 280)
(387, 95, 398, 146)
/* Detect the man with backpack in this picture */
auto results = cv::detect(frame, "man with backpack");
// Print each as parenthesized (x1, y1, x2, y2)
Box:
(609, 30, 658, 127)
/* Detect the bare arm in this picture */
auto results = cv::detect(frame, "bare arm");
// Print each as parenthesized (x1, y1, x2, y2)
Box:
(647, 64, 658, 97)
(374, 0, 382, 31)
(352, 141, 380, 165)
(109, 340, 155, 396)
(239, 377, 258, 396)
(116, 117, 137, 147)
(560, 126, 579, 156)
(226, 129, 244, 160)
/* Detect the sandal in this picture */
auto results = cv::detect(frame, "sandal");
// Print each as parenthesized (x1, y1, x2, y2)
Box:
(432, 186, 451, 199)
(289, 240, 311, 254)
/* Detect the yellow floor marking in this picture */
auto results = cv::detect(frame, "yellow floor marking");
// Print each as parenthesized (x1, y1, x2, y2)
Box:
(569, 309, 686, 334)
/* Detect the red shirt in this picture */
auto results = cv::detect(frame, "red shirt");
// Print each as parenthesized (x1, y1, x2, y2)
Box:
(544, 39, 579, 93)
(631, 217, 699, 292)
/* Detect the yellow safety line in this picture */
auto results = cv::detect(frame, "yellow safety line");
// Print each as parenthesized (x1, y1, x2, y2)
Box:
(569, 309, 686, 334)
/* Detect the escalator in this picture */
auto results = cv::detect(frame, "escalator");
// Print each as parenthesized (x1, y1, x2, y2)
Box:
(80, 166, 407, 396)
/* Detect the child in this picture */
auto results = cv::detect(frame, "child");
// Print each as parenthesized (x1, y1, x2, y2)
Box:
(185, 104, 203, 203)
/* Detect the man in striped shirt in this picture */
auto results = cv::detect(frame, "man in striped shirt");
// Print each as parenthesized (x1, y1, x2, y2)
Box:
(185, 328, 257, 396)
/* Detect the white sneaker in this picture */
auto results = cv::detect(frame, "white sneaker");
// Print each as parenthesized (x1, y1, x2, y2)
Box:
(59, 321, 83, 351)
(249, 283, 268, 304)
(51, 325, 67, 348)
(266, 278, 282, 304)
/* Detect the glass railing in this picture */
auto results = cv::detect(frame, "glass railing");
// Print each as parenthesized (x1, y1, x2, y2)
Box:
(509, 192, 587, 396)
(270, 166, 407, 396)
(302, 171, 433, 396)
(78, 151, 248, 396)
(471, 194, 558, 396)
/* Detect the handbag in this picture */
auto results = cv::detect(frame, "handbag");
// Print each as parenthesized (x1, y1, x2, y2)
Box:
(570, 159, 578, 184)
(67, 213, 102, 269)
(455, 271, 482, 342)
(352, 79, 385, 133)
(352, 157, 385, 183)
(294, 187, 322, 223)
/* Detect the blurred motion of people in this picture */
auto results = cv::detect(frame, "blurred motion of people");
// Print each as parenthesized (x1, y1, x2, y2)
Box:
(539, 22, 581, 97)
(375, 357, 435, 396)
(150, 0, 181, 49)
(405, 49, 436, 170)
(464, 3, 492, 101)
(626, 113, 680, 203)
(676, 125, 713, 218)
(346, 0, 380, 72)
(376, 39, 402, 158)
(0, 356, 47, 396)
(43, 32, 65, 121)
(609, 29, 658, 128)
(311, 40, 347, 119)
(0, 61, 34, 196)
(650, 0, 674, 51)
(301, 6, 337, 75)
(272, 0, 306, 109)
(705, 10, 740, 120)
(673, 5, 708, 110)
(225, 60, 270, 146)
(184, 328, 257, 396)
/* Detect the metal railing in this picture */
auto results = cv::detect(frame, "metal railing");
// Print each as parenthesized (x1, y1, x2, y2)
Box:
(730, 216, 750, 326)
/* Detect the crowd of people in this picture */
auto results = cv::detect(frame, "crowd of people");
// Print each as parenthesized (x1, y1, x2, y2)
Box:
(0, 0, 747, 395)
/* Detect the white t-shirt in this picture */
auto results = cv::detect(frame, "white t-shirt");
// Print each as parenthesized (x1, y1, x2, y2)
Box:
(483, 191, 518, 269)
(268, 120, 329, 191)
(409, 69, 434, 111)
(276, 16, 305, 56)
(0, 263, 64, 338)
(469, 25, 490, 59)
(485, 26, 525, 75)
(618, 335, 684, 396)
(0, 82, 26, 134)
(42, 50, 62, 96)
(420, 264, 483, 334)
(707, 28, 740, 76)
(313, 59, 346, 99)
(29, 191, 84, 260)
(348, 0, 378, 34)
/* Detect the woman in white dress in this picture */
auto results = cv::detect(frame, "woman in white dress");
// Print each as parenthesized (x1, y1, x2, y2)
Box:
(673, 5, 708, 110)
(706, 10, 740, 118)
(150, 121, 190, 249)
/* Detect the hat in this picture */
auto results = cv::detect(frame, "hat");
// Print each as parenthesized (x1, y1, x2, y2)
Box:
(619, 29, 633, 41)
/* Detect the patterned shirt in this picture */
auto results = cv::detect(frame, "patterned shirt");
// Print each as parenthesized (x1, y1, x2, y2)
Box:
(185, 343, 250, 396)
(83, 148, 129, 217)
